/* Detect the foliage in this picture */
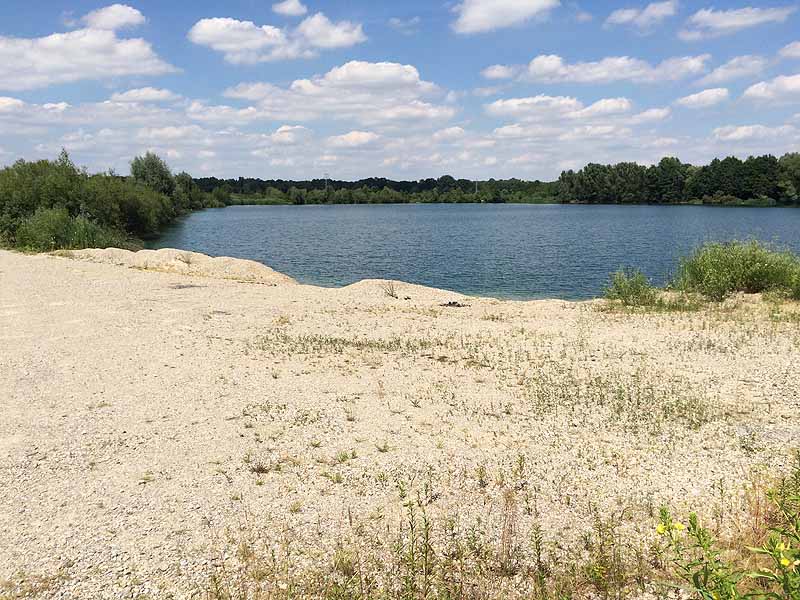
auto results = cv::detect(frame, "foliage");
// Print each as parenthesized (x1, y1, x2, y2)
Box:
(659, 454, 800, 599)
(605, 269, 658, 306)
(673, 241, 800, 301)
(15, 207, 128, 251)
(130, 152, 175, 198)
(0, 151, 216, 251)
(559, 154, 799, 205)
(196, 175, 560, 205)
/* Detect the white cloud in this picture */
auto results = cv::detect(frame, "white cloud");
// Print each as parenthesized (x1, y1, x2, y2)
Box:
(452, 0, 561, 34)
(204, 61, 454, 126)
(524, 53, 710, 83)
(272, 0, 308, 17)
(388, 17, 421, 35)
(296, 13, 366, 49)
(743, 74, 800, 103)
(485, 94, 634, 122)
(432, 126, 466, 141)
(0, 27, 177, 92)
(82, 4, 145, 30)
(628, 107, 671, 123)
(675, 88, 730, 108)
(326, 131, 380, 148)
(680, 7, 795, 41)
(697, 55, 768, 85)
(269, 125, 311, 144)
(713, 124, 796, 141)
(481, 64, 519, 79)
(110, 87, 181, 103)
(605, 1, 678, 30)
(0, 97, 26, 112)
(781, 42, 800, 59)
(187, 13, 365, 64)
(568, 97, 633, 118)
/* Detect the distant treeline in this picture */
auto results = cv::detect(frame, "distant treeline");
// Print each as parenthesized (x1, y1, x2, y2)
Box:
(0, 151, 223, 251)
(559, 154, 800, 206)
(196, 153, 800, 206)
(195, 176, 559, 204)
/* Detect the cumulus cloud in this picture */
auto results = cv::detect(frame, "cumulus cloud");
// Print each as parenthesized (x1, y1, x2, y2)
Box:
(675, 88, 730, 108)
(432, 126, 467, 141)
(269, 125, 312, 144)
(697, 55, 768, 85)
(188, 13, 366, 64)
(679, 7, 795, 41)
(452, 0, 561, 34)
(326, 131, 380, 148)
(781, 42, 800, 59)
(481, 64, 520, 80)
(713, 124, 796, 141)
(485, 94, 633, 121)
(605, 1, 678, 30)
(272, 0, 308, 17)
(188, 61, 454, 126)
(110, 87, 181, 103)
(523, 53, 710, 83)
(0, 27, 177, 92)
(82, 4, 145, 30)
(743, 74, 800, 102)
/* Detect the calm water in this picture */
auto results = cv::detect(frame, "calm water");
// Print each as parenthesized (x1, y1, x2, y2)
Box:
(151, 204, 800, 300)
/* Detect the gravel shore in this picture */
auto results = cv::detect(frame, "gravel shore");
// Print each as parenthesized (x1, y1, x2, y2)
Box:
(1, 249, 798, 599)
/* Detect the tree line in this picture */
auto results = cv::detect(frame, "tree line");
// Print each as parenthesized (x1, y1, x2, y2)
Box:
(0, 151, 221, 251)
(194, 153, 800, 206)
(558, 153, 800, 206)
(195, 175, 559, 205)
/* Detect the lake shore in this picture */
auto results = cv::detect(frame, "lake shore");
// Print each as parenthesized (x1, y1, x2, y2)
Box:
(2, 249, 799, 598)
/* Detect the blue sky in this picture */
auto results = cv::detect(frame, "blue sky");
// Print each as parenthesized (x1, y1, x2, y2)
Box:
(0, 1, 798, 181)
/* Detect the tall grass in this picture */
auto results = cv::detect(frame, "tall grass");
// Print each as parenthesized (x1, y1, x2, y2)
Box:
(674, 241, 800, 301)
(605, 242, 800, 307)
(15, 207, 130, 251)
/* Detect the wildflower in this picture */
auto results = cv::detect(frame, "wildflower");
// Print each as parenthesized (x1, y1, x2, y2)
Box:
(672, 522, 685, 531)
(656, 523, 667, 535)
(781, 557, 791, 567)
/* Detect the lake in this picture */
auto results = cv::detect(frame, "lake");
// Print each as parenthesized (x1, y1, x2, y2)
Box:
(151, 204, 800, 300)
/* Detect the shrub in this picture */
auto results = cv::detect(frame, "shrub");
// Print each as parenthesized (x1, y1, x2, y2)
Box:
(604, 268, 658, 306)
(15, 207, 128, 251)
(673, 241, 800, 301)
(659, 454, 800, 599)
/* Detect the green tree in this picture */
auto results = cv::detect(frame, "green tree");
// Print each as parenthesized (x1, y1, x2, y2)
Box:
(130, 152, 175, 198)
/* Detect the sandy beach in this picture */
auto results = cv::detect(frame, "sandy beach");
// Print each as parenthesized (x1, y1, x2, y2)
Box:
(1, 248, 798, 599)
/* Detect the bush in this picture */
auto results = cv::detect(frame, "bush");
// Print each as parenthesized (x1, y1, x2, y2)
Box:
(0, 151, 215, 250)
(15, 207, 128, 251)
(605, 269, 658, 306)
(674, 241, 800, 301)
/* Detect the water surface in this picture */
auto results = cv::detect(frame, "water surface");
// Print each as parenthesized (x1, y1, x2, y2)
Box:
(151, 204, 800, 300)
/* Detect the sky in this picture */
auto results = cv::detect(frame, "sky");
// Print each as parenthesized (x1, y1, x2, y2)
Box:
(0, 1, 799, 181)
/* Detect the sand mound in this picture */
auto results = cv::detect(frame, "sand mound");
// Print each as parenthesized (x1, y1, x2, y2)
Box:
(336, 278, 469, 303)
(60, 248, 296, 286)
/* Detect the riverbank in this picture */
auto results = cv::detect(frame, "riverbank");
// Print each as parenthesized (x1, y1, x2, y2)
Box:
(1, 249, 799, 598)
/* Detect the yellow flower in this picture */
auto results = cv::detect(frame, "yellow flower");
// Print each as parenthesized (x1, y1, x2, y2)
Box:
(672, 522, 685, 531)
(656, 523, 667, 535)
(781, 557, 791, 567)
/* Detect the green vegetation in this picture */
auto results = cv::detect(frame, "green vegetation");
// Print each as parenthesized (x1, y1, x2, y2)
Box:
(674, 241, 800, 301)
(0, 150, 218, 251)
(196, 175, 560, 205)
(660, 454, 800, 599)
(605, 241, 800, 307)
(559, 153, 800, 206)
(604, 269, 659, 307)
(195, 153, 800, 206)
